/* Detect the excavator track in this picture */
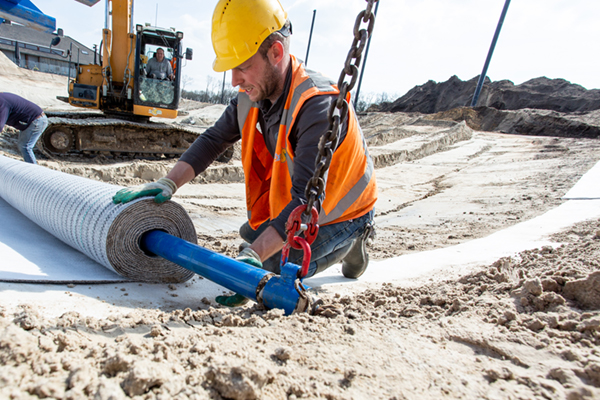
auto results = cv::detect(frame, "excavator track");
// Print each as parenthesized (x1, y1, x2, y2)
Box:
(41, 112, 202, 158)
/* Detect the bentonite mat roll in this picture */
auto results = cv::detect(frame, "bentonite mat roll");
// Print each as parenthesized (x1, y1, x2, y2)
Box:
(0, 155, 196, 283)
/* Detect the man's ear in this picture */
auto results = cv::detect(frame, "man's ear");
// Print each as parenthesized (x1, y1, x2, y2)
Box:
(268, 41, 285, 65)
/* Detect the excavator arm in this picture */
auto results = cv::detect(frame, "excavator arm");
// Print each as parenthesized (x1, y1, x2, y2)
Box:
(0, 0, 55, 32)
(0, 0, 99, 33)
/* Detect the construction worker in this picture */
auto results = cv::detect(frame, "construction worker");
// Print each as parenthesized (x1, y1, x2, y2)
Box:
(0, 92, 48, 164)
(113, 0, 377, 306)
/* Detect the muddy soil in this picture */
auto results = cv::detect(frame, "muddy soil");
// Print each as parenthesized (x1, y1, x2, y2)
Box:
(1, 219, 599, 399)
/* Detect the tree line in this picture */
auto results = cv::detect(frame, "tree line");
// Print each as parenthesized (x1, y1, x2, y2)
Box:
(180, 75, 398, 111)
(181, 75, 237, 105)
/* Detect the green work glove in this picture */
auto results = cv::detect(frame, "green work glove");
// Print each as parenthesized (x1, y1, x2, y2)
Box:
(112, 177, 177, 204)
(235, 247, 263, 269)
(215, 293, 249, 307)
(215, 247, 263, 307)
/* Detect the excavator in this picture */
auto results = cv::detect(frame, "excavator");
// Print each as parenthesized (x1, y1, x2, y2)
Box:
(1, 0, 199, 157)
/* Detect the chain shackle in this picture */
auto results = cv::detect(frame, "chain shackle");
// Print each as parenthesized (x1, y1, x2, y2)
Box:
(302, 0, 378, 218)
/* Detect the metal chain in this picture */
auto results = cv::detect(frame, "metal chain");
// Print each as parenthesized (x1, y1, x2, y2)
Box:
(303, 0, 378, 217)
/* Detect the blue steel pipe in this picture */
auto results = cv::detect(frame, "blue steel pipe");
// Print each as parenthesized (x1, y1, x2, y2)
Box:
(141, 230, 310, 315)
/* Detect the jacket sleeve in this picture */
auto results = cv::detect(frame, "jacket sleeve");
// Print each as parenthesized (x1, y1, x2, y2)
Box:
(145, 58, 155, 74)
(0, 110, 7, 132)
(178, 97, 241, 176)
(0, 104, 9, 132)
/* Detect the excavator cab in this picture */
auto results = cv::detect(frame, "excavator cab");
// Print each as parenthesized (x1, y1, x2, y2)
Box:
(67, 24, 192, 120)
(132, 25, 191, 119)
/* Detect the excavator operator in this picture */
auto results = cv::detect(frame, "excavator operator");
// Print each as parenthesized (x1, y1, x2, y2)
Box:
(146, 48, 174, 80)
(113, 0, 378, 307)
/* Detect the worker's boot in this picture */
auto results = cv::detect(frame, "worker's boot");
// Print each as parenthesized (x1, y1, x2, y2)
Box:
(341, 223, 374, 279)
(312, 242, 354, 276)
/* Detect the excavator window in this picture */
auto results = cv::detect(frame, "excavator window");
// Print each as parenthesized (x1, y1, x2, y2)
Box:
(138, 44, 176, 105)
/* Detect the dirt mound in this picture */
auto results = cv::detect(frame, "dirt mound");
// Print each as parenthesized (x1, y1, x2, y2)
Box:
(0, 51, 74, 110)
(377, 75, 600, 114)
(427, 107, 600, 139)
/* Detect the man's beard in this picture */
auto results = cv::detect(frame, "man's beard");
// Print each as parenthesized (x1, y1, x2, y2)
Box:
(259, 61, 282, 102)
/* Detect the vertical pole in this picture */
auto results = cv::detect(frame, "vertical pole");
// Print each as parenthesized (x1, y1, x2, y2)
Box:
(220, 71, 226, 104)
(14, 41, 20, 67)
(105, 0, 110, 30)
(68, 42, 72, 79)
(130, 0, 134, 33)
(471, 0, 511, 107)
(354, 0, 379, 109)
(304, 10, 316, 66)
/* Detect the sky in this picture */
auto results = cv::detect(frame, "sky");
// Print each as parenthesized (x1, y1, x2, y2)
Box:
(32, 0, 600, 100)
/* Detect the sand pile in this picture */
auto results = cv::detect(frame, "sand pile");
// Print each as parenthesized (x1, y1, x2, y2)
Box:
(378, 75, 600, 114)
(0, 51, 75, 110)
(1, 219, 599, 399)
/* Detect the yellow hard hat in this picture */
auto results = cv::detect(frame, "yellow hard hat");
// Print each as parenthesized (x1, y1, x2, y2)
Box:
(211, 0, 288, 72)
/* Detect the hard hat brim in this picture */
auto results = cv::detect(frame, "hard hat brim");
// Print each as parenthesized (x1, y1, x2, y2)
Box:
(212, 55, 248, 73)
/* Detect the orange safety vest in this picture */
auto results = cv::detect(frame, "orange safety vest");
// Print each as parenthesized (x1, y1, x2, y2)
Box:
(238, 55, 377, 230)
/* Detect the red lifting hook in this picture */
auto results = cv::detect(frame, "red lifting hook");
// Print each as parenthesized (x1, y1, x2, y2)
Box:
(280, 205, 319, 278)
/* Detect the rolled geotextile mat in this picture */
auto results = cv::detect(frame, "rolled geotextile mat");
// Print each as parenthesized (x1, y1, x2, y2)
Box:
(0, 155, 196, 283)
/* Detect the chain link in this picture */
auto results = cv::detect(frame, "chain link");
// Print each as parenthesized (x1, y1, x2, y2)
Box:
(303, 0, 378, 217)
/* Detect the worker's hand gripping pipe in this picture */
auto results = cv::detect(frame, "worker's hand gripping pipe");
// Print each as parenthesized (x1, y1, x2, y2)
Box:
(141, 230, 314, 315)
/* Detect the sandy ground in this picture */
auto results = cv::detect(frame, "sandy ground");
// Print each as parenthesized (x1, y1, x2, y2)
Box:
(1, 57, 600, 399)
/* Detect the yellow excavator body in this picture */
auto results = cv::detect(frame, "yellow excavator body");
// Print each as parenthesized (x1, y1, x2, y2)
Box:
(45, 0, 195, 156)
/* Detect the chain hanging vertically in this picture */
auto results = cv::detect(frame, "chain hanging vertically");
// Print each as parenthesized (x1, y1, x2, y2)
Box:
(303, 0, 378, 218)
(282, 0, 379, 290)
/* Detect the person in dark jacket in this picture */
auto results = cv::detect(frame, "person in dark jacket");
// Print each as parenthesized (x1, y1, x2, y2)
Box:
(0, 92, 48, 164)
